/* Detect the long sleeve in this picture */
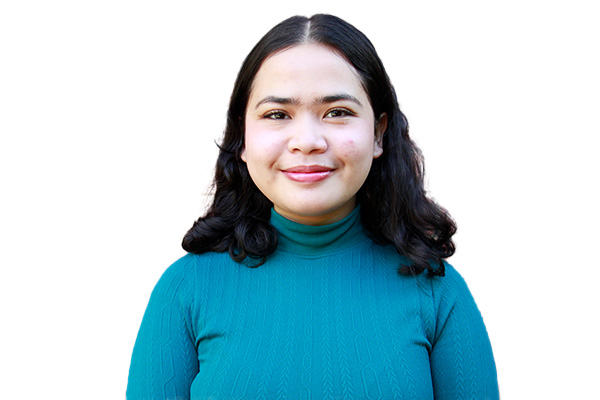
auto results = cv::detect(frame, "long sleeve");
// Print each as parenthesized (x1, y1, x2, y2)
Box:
(428, 264, 499, 399)
(126, 218, 500, 399)
(127, 256, 198, 400)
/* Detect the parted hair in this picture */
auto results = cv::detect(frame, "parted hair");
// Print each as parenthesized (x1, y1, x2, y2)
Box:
(182, 14, 456, 276)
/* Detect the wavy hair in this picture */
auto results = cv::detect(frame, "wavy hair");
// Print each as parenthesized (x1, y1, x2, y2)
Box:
(183, 14, 456, 276)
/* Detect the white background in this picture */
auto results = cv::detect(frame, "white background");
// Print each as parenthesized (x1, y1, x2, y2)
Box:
(1, 0, 599, 398)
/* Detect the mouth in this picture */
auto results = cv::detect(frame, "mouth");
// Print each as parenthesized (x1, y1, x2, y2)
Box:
(281, 165, 334, 183)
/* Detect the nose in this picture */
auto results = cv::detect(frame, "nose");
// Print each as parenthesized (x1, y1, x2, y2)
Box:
(287, 115, 328, 154)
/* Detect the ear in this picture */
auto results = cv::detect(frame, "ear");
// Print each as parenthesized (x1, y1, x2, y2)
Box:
(373, 113, 387, 158)
(240, 148, 247, 162)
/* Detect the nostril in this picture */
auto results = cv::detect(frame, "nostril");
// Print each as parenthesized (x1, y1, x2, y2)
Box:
(288, 121, 327, 153)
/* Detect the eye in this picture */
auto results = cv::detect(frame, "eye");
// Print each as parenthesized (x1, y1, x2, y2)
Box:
(324, 108, 355, 118)
(263, 110, 290, 120)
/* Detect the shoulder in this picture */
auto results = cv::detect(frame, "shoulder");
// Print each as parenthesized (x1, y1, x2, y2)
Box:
(429, 261, 474, 303)
(150, 252, 235, 300)
(162, 251, 236, 275)
(424, 261, 489, 340)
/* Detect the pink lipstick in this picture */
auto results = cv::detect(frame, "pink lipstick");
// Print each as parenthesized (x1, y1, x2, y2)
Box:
(282, 165, 333, 183)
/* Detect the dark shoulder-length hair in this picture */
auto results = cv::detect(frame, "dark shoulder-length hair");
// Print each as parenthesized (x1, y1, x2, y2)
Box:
(183, 14, 456, 276)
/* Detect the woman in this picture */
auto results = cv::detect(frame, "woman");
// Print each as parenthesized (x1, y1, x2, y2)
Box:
(127, 14, 499, 399)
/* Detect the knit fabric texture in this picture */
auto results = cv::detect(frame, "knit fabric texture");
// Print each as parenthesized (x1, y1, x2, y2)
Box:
(127, 207, 499, 399)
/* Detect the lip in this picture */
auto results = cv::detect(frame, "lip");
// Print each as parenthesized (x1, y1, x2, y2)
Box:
(282, 165, 334, 183)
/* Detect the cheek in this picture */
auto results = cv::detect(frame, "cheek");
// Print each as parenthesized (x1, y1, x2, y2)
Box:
(244, 125, 283, 165)
(337, 138, 375, 166)
(244, 122, 266, 157)
(245, 137, 278, 162)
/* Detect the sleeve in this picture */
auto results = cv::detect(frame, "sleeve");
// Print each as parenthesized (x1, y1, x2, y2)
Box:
(428, 263, 499, 400)
(126, 255, 199, 400)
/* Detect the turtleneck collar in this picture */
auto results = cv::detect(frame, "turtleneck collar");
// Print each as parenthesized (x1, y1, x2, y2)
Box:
(270, 206, 366, 256)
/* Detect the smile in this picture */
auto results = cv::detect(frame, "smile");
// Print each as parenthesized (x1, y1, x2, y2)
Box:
(282, 165, 334, 183)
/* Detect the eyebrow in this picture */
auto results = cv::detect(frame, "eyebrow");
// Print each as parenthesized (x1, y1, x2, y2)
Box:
(254, 93, 363, 109)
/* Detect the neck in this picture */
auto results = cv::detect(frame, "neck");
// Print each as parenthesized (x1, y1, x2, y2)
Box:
(273, 198, 357, 226)
(270, 206, 365, 256)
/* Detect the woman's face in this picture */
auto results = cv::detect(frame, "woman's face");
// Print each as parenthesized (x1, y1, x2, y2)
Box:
(242, 43, 386, 225)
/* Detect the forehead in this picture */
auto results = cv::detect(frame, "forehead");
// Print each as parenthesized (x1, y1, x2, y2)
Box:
(248, 43, 368, 105)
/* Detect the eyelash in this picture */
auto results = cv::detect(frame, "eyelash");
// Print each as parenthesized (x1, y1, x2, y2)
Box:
(325, 108, 355, 118)
(262, 108, 355, 120)
(263, 110, 290, 120)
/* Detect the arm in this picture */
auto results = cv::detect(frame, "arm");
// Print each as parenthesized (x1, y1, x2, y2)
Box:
(429, 264, 499, 399)
(127, 256, 199, 400)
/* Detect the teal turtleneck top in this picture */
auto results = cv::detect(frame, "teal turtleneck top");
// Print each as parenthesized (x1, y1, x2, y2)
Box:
(127, 208, 498, 399)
